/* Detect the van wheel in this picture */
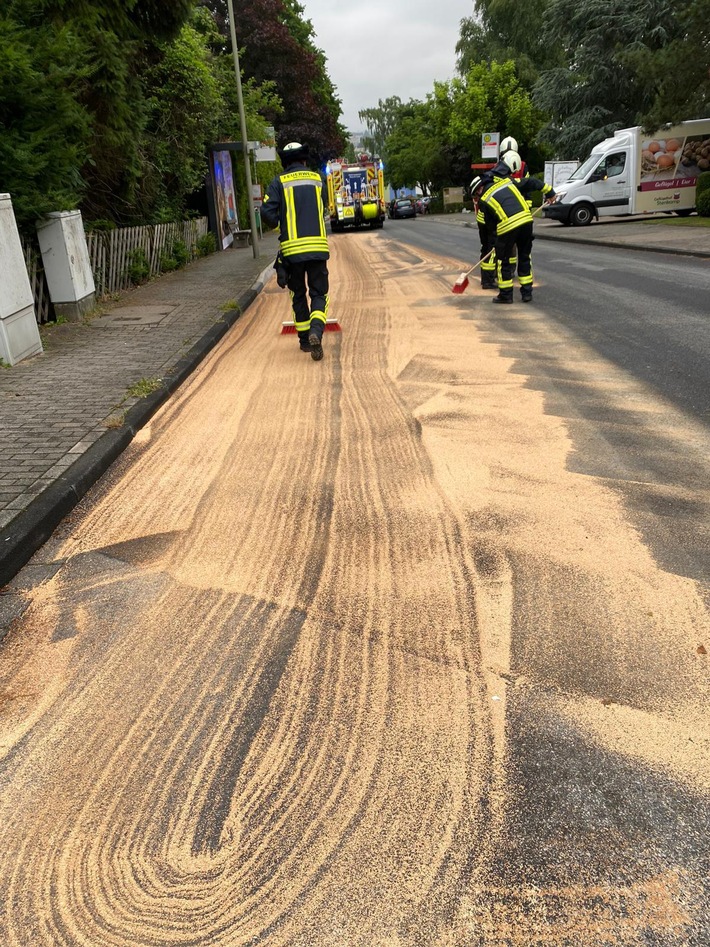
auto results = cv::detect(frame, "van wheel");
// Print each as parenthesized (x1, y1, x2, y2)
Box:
(675, 208, 693, 217)
(571, 204, 594, 226)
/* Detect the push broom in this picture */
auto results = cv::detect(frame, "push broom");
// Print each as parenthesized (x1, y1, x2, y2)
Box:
(281, 318, 340, 335)
(451, 248, 495, 294)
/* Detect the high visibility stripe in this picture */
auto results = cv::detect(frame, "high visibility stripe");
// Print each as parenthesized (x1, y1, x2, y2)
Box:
(294, 319, 311, 331)
(496, 211, 532, 234)
(284, 186, 297, 243)
(310, 310, 327, 325)
(281, 237, 329, 255)
(315, 188, 326, 240)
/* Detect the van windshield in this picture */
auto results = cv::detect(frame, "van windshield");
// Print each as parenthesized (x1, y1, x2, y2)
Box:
(568, 153, 603, 181)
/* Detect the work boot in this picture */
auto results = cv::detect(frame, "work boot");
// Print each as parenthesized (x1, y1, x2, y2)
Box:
(308, 331, 323, 361)
(521, 288, 533, 303)
(481, 277, 497, 290)
(299, 342, 312, 352)
(492, 294, 513, 304)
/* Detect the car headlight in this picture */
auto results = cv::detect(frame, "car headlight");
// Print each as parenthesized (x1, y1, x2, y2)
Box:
(553, 191, 566, 202)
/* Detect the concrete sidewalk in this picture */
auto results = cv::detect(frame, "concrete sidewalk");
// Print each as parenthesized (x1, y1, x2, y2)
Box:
(0, 233, 278, 589)
(429, 210, 710, 258)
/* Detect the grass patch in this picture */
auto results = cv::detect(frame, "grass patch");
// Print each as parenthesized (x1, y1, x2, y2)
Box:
(105, 412, 125, 429)
(220, 299, 241, 312)
(127, 377, 162, 398)
(642, 215, 710, 228)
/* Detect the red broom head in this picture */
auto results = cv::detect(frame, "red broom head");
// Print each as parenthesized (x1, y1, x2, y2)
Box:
(451, 273, 469, 294)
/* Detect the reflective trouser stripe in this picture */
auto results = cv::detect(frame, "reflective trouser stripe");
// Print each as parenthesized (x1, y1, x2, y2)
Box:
(310, 309, 327, 325)
(496, 263, 514, 289)
(519, 265, 534, 286)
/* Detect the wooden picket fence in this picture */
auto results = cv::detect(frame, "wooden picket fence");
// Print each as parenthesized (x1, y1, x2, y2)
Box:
(86, 217, 209, 297)
(21, 238, 54, 325)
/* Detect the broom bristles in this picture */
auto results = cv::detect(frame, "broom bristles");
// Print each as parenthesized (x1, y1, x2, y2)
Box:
(451, 273, 469, 294)
(281, 319, 341, 334)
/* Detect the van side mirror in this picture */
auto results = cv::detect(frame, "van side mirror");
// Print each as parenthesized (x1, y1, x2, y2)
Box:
(589, 172, 608, 182)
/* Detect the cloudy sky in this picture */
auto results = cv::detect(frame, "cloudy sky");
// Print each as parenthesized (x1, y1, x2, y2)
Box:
(301, 0, 472, 133)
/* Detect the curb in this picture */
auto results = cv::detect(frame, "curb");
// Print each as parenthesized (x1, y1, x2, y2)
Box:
(532, 231, 710, 259)
(451, 216, 710, 259)
(0, 268, 272, 591)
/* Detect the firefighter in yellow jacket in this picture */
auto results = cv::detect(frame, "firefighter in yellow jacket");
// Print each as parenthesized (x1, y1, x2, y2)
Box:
(473, 169, 535, 303)
(262, 142, 330, 360)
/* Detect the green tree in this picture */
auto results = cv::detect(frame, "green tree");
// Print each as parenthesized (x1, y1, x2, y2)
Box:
(456, 2, 563, 89)
(384, 100, 451, 194)
(0, 11, 90, 228)
(446, 61, 543, 161)
(358, 96, 406, 157)
(627, 0, 710, 128)
(200, 0, 346, 164)
(533, 0, 683, 156)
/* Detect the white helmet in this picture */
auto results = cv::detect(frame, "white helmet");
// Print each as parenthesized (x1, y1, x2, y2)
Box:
(501, 150, 522, 173)
(470, 175, 483, 193)
(500, 136, 518, 155)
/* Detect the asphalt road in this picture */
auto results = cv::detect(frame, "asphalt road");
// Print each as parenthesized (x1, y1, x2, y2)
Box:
(0, 224, 708, 945)
(380, 216, 710, 592)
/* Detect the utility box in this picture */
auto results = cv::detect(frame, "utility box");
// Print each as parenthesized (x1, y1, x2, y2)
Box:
(36, 210, 96, 321)
(0, 194, 43, 366)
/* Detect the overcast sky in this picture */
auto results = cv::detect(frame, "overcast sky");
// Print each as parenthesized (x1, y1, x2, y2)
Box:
(301, 0, 471, 133)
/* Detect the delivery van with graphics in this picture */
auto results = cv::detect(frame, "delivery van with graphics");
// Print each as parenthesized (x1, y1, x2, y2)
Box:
(543, 119, 710, 226)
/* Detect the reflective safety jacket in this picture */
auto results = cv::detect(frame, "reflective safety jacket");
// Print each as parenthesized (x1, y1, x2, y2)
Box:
(262, 163, 329, 261)
(479, 177, 533, 235)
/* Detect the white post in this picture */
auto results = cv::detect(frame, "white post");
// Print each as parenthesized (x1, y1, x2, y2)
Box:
(0, 194, 43, 366)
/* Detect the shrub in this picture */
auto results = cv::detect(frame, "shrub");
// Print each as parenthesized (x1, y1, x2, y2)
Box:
(172, 239, 189, 267)
(196, 232, 216, 256)
(696, 171, 710, 196)
(127, 248, 150, 283)
(159, 250, 178, 272)
(696, 189, 710, 217)
(85, 219, 116, 233)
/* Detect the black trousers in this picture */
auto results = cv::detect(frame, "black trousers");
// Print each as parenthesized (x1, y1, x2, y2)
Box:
(495, 222, 534, 298)
(286, 260, 329, 342)
(477, 221, 496, 283)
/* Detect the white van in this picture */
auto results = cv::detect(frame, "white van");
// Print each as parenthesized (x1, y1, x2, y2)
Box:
(543, 119, 710, 226)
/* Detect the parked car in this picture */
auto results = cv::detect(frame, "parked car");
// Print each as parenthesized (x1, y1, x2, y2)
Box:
(415, 196, 432, 214)
(388, 198, 417, 220)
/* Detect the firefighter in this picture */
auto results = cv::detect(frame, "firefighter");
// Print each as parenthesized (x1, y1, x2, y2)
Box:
(471, 175, 497, 289)
(472, 169, 536, 304)
(500, 136, 529, 181)
(262, 142, 330, 361)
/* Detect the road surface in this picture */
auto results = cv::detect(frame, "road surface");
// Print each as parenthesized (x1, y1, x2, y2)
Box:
(0, 224, 708, 945)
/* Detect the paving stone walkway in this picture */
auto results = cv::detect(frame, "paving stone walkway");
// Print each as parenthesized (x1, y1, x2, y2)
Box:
(0, 235, 276, 582)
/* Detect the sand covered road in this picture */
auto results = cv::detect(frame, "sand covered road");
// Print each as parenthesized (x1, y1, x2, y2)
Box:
(0, 231, 708, 945)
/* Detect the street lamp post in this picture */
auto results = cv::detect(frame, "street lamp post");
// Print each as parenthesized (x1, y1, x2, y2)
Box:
(226, 0, 260, 259)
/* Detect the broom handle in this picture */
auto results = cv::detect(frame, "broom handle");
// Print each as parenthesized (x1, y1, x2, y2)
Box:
(463, 247, 495, 279)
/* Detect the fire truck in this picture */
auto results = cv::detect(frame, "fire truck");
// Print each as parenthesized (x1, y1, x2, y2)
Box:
(325, 155, 386, 231)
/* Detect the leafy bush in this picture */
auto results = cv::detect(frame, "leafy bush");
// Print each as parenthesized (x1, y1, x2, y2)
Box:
(85, 219, 116, 233)
(172, 239, 189, 267)
(696, 189, 710, 217)
(696, 172, 710, 196)
(127, 248, 150, 284)
(196, 232, 216, 256)
(159, 250, 178, 272)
